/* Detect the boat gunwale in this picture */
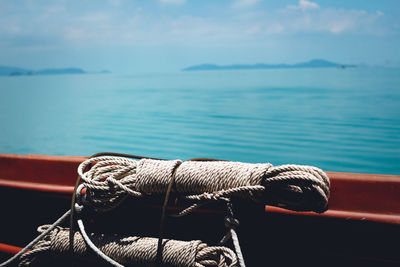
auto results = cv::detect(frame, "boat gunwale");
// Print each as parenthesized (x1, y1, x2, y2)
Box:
(1, 153, 399, 225)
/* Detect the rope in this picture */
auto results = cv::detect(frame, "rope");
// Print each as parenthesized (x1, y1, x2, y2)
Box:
(157, 158, 224, 265)
(157, 160, 182, 265)
(73, 156, 329, 267)
(74, 170, 238, 267)
(223, 202, 245, 267)
(78, 157, 330, 213)
(69, 152, 155, 260)
(75, 184, 124, 267)
(0, 210, 71, 267)
(18, 226, 238, 267)
(77, 217, 123, 267)
(229, 229, 244, 267)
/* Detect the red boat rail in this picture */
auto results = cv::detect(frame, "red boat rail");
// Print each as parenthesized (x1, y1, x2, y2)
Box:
(0, 153, 399, 224)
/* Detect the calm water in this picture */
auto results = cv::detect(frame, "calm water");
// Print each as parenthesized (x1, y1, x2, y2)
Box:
(0, 68, 399, 174)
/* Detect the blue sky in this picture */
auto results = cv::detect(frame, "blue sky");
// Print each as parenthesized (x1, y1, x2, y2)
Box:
(0, 0, 399, 72)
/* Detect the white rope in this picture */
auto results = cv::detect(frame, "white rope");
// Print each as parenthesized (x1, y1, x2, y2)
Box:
(77, 217, 123, 267)
(75, 185, 124, 267)
(230, 229, 245, 267)
(78, 157, 330, 213)
(0, 210, 71, 267)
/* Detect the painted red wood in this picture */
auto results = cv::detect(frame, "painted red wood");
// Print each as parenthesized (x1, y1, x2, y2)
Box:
(0, 154, 84, 193)
(0, 243, 22, 255)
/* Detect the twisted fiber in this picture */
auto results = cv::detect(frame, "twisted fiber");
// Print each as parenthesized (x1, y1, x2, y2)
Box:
(18, 225, 58, 267)
(19, 226, 237, 267)
(78, 157, 329, 213)
(18, 243, 50, 267)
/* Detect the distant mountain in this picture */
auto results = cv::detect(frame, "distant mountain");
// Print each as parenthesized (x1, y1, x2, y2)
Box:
(183, 59, 356, 71)
(0, 66, 87, 76)
(0, 66, 31, 76)
(35, 68, 86, 75)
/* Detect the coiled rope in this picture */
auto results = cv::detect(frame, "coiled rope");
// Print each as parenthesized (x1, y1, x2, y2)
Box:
(78, 157, 330, 213)
(73, 156, 329, 267)
(18, 226, 238, 267)
(74, 156, 329, 267)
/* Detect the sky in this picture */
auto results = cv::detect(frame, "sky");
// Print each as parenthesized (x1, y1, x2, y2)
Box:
(0, 0, 399, 73)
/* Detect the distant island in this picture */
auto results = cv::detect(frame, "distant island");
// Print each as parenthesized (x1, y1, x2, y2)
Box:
(0, 66, 111, 76)
(183, 59, 356, 71)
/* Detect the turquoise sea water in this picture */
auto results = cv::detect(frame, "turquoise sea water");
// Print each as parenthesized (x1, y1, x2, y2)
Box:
(0, 67, 399, 175)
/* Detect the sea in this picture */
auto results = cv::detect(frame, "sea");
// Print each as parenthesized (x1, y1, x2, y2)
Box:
(0, 67, 399, 175)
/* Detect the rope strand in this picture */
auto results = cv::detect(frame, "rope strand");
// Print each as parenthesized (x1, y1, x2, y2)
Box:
(0, 210, 71, 267)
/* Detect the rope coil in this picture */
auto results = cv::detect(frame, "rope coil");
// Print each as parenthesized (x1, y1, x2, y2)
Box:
(78, 157, 330, 213)
(19, 226, 238, 267)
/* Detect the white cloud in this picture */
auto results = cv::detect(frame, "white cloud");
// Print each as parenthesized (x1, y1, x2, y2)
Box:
(271, 24, 285, 34)
(159, 0, 186, 5)
(277, 2, 384, 35)
(314, 9, 381, 34)
(300, 0, 319, 9)
(287, 0, 319, 10)
(245, 25, 261, 35)
(232, 0, 259, 8)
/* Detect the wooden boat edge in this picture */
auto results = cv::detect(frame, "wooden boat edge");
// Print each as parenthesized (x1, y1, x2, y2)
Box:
(1, 153, 399, 225)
